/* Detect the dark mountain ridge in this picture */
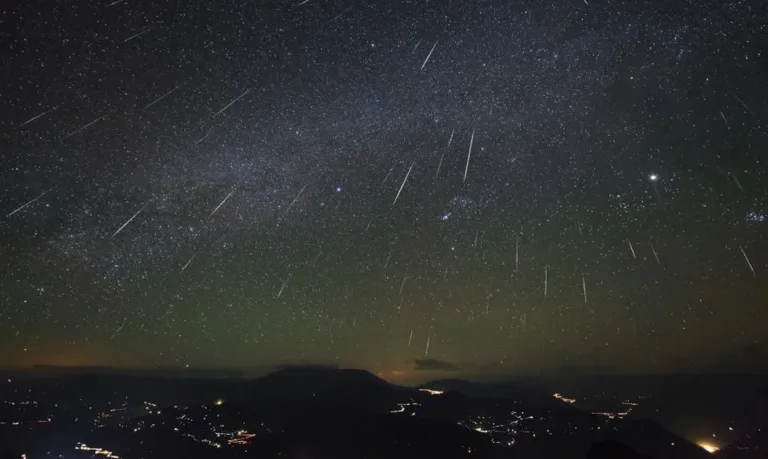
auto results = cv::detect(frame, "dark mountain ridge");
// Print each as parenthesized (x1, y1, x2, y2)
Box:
(1, 367, 725, 459)
(421, 377, 565, 408)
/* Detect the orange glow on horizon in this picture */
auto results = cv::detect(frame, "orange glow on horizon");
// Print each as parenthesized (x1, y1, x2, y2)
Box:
(697, 442, 719, 453)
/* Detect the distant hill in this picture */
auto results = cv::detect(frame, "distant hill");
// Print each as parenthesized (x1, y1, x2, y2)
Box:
(421, 378, 564, 408)
(247, 366, 392, 396)
(228, 367, 405, 419)
(1, 367, 398, 408)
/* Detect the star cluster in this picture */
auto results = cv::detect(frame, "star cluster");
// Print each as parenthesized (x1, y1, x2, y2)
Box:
(1, 0, 766, 378)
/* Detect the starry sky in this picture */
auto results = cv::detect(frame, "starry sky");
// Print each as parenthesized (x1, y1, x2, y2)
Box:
(1, 0, 767, 380)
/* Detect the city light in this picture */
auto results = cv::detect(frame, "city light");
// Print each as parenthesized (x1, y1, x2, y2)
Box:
(552, 393, 576, 404)
(697, 442, 719, 453)
(418, 388, 444, 396)
(75, 443, 120, 459)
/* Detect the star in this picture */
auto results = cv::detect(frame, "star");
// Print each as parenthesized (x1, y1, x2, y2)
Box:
(0, 0, 764, 382)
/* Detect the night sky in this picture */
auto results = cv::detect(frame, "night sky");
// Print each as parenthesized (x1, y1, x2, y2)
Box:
(1, 0, 767, 380)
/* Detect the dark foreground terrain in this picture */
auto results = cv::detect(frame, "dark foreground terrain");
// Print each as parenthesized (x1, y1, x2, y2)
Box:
(0, 368, 764, 459)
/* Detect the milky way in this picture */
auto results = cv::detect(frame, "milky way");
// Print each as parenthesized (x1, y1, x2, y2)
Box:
(1, 0, 766, 379)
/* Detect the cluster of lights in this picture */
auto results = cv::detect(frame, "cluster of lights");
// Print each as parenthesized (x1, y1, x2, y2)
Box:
(163, 401, 267, 450)
(552, 393, 577, 404)
(418, 388, 444, 396)
(228, 430, 256, 445)
(390, 400, 421, 414)
(459, 412, 527, 445)
(183, 432, 221, 449)
(75, 443, 119, 459)
(592, 410, 630, 420)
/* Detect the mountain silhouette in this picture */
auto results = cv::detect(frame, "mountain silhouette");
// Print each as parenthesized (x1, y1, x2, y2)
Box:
(248, 366, 391, 395)
(421, 378, 564, 407)
(0, 368, 723, 459)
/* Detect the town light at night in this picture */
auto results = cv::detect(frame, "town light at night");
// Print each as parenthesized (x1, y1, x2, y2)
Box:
(697, 441, 719, 453)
